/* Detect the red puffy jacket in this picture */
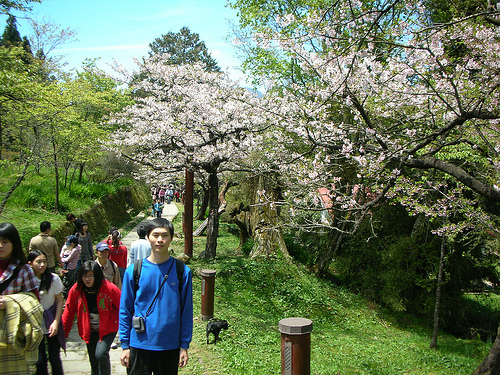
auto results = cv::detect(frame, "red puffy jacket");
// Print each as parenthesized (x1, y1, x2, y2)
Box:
(62, 279, 121, 343)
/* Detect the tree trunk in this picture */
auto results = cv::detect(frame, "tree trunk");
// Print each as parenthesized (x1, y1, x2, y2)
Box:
(52, 138, 60, 213)
(251, 226, 290, 259)
(78, 162, 85, 183)
(430, 235, 447, 349)
(63, 161, 70, 188)
(248, 174, 290, 259)
(473, 325, 500, 374)
(68, 166, 77, 192)
(199, 169, 219, 260)
(195, 184, 209, 220)
(194, 180, 234, 236)
(231, 205, 250, 249)
(0, 160, 30, 216)
(313, 222, 344, 275)
(64, 166, 68, 188)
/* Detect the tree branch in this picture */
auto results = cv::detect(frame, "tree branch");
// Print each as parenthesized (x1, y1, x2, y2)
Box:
(404, 156, 500, 202)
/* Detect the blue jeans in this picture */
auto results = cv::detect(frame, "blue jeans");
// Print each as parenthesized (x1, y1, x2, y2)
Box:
(118, 267, 125, 283)
(86, 331, 116, 375)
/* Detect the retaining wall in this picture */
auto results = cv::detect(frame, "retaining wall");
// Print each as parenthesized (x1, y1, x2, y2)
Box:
(51, 183, 150, 245)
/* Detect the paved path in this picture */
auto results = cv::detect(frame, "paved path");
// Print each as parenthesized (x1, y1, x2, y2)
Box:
(61, 203, 180, 375)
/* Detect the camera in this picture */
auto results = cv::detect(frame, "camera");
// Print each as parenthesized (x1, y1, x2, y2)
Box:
(133, 316, 145, 333)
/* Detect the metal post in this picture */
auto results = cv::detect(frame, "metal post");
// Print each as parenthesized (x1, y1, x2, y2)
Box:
(279, 318, 313, 375)
(184, 168, 193, 257)
(200, 269, 216, 321)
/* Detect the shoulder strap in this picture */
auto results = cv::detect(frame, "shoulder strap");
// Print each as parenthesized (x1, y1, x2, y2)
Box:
(133, 258, 142, 294)
(110, 260, 116, 276)
(0, 266, 21, 294)
(175, 258, 184, 292)
(145, 259, 174, 318)
(133, 258, 183, 295)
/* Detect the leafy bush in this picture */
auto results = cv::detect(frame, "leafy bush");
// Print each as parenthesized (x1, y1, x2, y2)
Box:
(283, 228, 326, 267)
(333, 203, 499, 340)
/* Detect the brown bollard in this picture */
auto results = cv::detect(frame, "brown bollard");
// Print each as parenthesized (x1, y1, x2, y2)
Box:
(279, 318, 313, 375)
(200, 269, 216, 321)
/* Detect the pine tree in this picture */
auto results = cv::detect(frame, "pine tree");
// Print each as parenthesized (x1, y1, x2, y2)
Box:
(0, 15, 33, 65)
(0, 15, 22, 47)
(148, 26, 221, 72)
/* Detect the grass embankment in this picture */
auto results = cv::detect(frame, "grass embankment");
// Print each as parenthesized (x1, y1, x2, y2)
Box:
(165, 204, 490, 375)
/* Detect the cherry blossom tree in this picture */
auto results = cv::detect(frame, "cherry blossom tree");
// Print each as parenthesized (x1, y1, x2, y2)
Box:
(230, 0, 500, 265)
(111, 55, 264, 259)
(230, 0, 500, 360)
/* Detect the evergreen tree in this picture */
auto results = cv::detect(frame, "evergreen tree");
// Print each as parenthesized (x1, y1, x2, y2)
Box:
(0, 15, 22, 47)
(0, 15, 33, 64)
(148, 26, 221, 72)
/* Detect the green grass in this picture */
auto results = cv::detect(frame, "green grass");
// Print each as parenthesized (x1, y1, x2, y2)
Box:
(167, 204, 490, 375)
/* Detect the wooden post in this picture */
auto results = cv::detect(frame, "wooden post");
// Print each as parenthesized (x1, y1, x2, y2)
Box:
(201, 269, 216, 321)
(279, 318, 313, 375)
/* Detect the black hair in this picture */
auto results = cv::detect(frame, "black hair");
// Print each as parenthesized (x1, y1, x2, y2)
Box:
(145, 217, 174, 238)
(108, 226, 118, 234)
(111, 230, 121, 249)
(40, 221, 51, 232)
(76, 260, 104, 292)
(66, 213, 76, 221)
(66, 235, 79, 246)
(28, 249, 53, 292)
(137, 225, 147, 239)
(0, 222, 26, 265)
(79, 222, 88, 236)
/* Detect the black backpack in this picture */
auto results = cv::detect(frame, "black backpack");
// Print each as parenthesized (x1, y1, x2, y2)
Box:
(133, 257, 184, 295)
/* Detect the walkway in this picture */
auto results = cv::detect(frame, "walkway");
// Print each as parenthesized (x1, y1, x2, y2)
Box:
(61, 203, 179, 375)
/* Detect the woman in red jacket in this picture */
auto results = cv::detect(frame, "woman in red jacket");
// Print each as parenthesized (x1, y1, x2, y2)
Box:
(108, 230, 127, 283)
(62, 260, 120, 375)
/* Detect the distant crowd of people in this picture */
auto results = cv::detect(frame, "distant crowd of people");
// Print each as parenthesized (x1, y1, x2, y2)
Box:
(151, 184, 182, 218)
(0, 211, 193, 374)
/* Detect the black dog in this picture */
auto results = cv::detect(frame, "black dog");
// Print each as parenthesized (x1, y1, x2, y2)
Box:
(206, 319, 229, 344)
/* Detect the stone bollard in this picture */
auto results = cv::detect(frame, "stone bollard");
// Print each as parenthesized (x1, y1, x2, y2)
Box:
(279, 317, 313, 375)
(200, 269, 216, 321)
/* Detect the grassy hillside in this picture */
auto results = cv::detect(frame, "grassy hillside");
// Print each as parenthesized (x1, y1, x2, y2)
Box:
(165, 206, 490, 375)
(0, 163, 148, 247)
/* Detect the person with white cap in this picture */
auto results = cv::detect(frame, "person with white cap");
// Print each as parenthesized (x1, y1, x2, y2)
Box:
(95, 242, 121, 290)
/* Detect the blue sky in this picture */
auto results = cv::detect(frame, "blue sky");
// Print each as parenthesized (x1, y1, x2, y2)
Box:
(1, 0, 246, 82)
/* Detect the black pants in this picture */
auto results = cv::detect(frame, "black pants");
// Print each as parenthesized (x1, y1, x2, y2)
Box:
(128, 347, 180, 375)
(62, 268, 77, 299)
(36, 334, 64, 375)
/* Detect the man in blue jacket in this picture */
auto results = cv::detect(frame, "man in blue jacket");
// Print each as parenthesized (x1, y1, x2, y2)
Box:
(119, 218, 193, 374)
